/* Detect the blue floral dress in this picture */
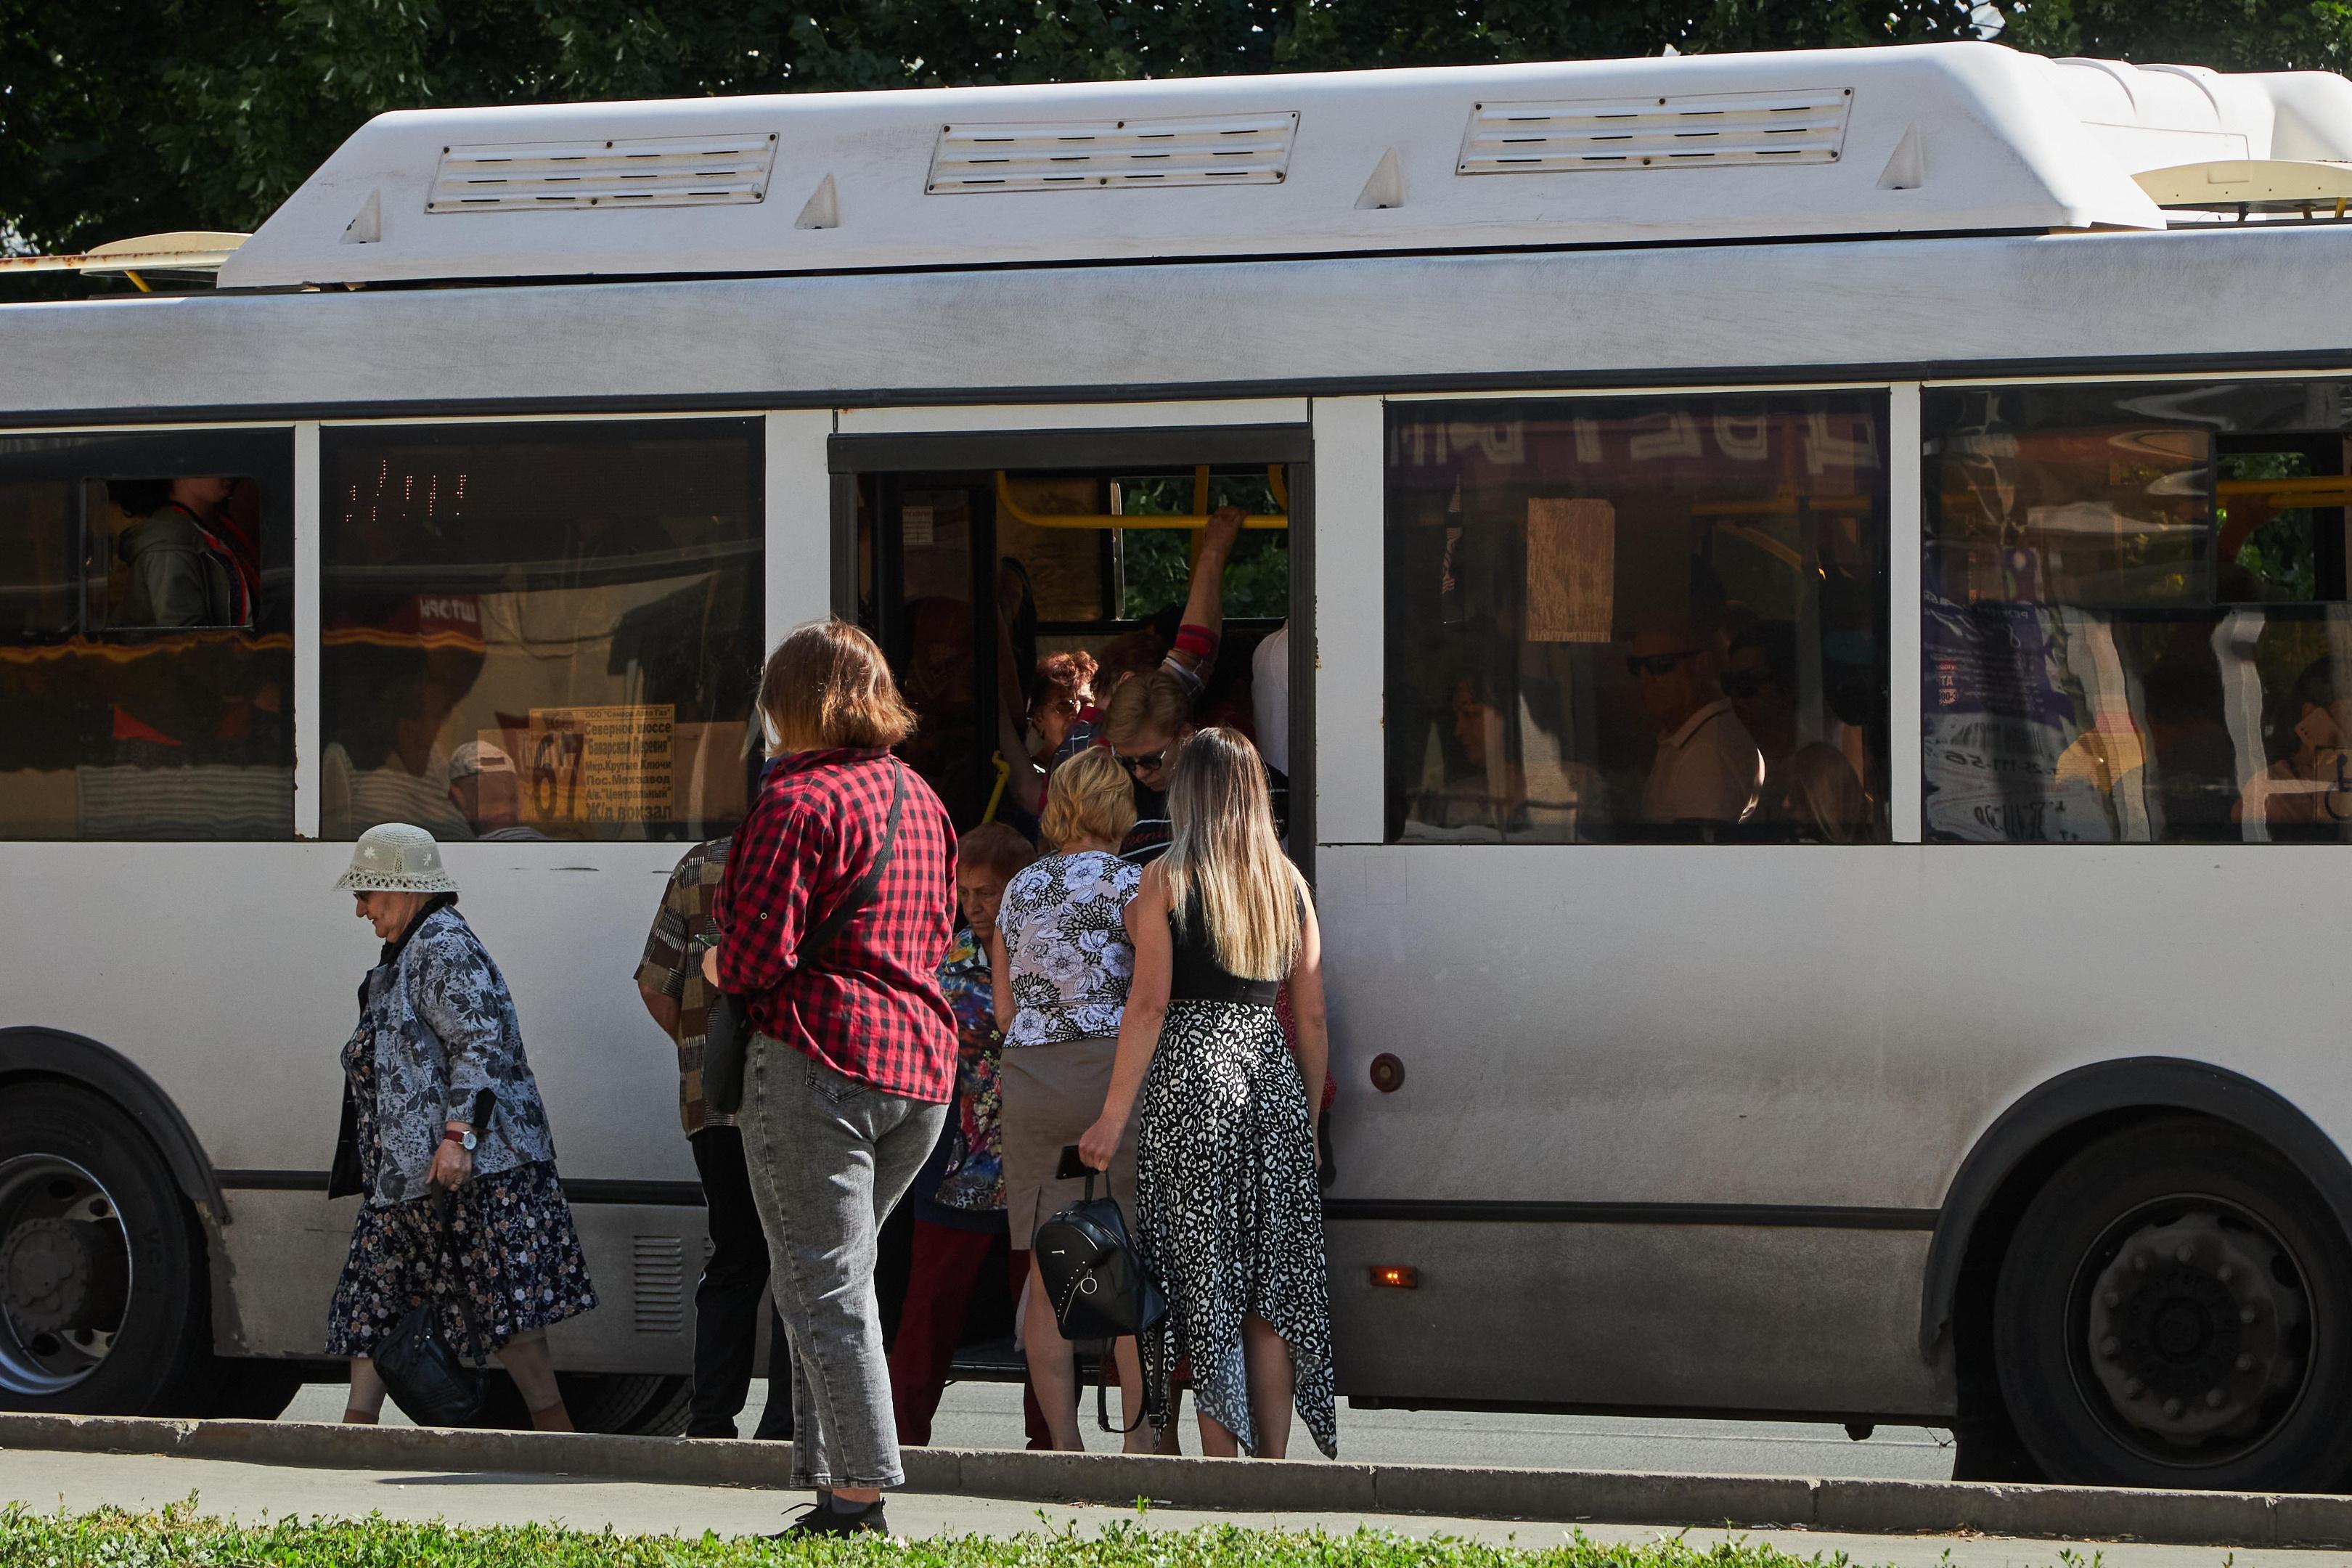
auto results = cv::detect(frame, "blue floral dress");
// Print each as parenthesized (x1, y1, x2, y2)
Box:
(324, 906, 597, 1360)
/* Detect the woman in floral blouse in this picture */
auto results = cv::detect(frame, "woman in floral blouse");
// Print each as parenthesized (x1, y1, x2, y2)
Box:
(325, 822, 597, 1429)
(885, 821, 1046, 1446)
(986, 747, 1156, 1450)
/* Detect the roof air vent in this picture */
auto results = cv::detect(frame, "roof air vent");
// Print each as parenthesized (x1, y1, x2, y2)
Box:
(927, 113, 1299, 193)
(1458, 89, 1853, 173)
(427, 134, 778, 212)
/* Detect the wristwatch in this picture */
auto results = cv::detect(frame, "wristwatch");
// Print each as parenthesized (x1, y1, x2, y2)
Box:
(443, 1127, 478, 1152)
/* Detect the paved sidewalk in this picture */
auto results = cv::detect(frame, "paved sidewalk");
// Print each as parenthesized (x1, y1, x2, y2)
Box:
(0, 1447, 2324, 1568)
(279, 1381, 1964, 1479)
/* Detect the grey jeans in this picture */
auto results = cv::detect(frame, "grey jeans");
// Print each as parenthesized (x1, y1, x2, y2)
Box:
(740, 1036, 948, 1490)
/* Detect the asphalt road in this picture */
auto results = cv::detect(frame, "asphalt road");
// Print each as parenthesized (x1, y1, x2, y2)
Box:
(282, 1379, 1961, 1480)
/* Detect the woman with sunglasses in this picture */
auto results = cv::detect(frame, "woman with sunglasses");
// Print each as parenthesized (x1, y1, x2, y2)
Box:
(1102, 671, 1195, 865)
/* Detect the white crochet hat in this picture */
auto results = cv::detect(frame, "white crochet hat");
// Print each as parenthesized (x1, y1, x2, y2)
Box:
(334, 822, 460, 895)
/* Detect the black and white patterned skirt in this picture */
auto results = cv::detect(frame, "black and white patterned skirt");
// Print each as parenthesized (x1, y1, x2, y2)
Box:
(1132, 998, 1337, 1458)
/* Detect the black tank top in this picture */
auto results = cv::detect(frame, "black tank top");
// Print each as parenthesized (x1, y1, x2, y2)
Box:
(1167, 893, 1281, 1006)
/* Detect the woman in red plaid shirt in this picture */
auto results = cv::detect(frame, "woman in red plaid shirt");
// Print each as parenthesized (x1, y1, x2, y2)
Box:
(702, 619, 959, 1538)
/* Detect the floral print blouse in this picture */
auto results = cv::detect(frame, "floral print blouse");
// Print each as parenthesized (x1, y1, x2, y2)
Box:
(931, 927, 1005, 1213)
(343, 905, 558, 1207)
(998, 849, 1143, 1048)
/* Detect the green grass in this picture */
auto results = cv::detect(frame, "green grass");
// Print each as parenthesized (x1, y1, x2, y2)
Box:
(0, 1500, 1904, 1568)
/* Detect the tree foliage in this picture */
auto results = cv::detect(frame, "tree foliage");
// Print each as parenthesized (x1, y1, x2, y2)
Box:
(4, 0, 2350, 260)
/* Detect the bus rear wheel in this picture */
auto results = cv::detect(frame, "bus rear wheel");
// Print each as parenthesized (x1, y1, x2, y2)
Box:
(1994, 1117, 2352, 1490)
(0, 1083, 217, 1415)
(468, 1370, 693, 1435)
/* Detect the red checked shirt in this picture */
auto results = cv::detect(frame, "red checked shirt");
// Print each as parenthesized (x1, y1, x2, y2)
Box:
(711, 748, 960, 1103)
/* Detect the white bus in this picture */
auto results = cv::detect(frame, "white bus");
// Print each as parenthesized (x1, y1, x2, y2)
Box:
(7, 38, 2352, 1488)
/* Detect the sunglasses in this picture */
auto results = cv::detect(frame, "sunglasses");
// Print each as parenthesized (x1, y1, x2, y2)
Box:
(1625, 649, 1702, 679)
(1114, 746, 1172, 775)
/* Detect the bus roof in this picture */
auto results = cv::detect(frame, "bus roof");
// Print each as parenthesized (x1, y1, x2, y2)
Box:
(172, 43, 2352, 291)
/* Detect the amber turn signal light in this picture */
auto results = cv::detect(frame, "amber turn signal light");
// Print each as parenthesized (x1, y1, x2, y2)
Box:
(1369, 1264, 1419, 1289)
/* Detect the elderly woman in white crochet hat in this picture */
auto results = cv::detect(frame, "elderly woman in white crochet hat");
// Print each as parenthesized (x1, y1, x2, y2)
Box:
(324, 823, 597, 1429)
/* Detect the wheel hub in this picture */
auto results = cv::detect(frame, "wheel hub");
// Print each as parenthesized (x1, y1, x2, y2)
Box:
(1, 1217, 90, 1334)
(2084, 1210, 2305, 1446)
(0, 1156, 133, 1397)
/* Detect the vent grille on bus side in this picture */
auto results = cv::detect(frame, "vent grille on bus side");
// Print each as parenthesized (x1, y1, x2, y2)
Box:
(427, 135, 779, 212)
(632, 1236, 687, 1335)
(927, 113, 1299, 192)
(1457, 90, 1853, 173)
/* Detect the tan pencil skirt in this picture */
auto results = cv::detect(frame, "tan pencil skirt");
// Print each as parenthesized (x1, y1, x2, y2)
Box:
(997, 1034, 1140, 1251)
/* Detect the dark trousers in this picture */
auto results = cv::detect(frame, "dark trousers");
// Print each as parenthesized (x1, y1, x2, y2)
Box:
(887, 1220, 1051, 1448)
(689, 1126, 793, 1440)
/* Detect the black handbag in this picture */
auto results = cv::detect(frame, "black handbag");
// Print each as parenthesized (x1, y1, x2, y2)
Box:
(372, 1191, 491, 1428)
(1035, 1169, 1167, 1432)
(705, 760, 905, 1116)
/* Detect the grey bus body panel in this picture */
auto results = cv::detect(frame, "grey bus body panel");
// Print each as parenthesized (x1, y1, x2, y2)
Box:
(9, 226, 2352, 426)
(0, 1027, 225, 1222)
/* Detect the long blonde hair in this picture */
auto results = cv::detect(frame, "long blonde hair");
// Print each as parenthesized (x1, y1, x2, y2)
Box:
(1163, 727, 1305, 981)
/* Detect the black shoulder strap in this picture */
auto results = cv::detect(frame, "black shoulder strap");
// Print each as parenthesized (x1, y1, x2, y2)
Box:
(431, 1189, 491, 1363)
(1098, 1347, 1157, 1434)
(799, 759, 906, 964)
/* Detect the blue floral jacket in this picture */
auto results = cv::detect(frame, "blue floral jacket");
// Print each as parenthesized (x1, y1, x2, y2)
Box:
(332, 905, 559, 1207)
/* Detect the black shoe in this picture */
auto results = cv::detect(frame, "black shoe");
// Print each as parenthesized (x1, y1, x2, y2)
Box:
(774, 1498, 887, 1538)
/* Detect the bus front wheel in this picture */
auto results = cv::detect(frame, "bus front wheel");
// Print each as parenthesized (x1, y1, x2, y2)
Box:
(0, 1082, 219, 1416)
(1994, 1116, 2352, 1491)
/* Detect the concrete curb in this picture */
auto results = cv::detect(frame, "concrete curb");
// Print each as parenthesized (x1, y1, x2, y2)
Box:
(2, 1412, 2347, 1548)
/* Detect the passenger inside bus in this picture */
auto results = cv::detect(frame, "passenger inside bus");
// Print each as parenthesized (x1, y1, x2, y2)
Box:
(1724, 620, 1875, 844)
(0, 457, 294, 839)
(1387, 394, 1894, 846)
(2240, 658, 2352, 836)
(320, 601, 485, 843)
(1630, 622, 1764, 830)
(1924, 382, 2352, 844)
(110, 475, 258, 629)
(1103, 671, 1195, 865)
(1025, 651, 1095, 769)
(448, 740, 547, 842)
(1049, 505, 1250, 771)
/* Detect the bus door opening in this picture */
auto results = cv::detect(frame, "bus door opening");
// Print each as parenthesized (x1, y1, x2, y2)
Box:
(845, 457, 1295, 1381)
(852, 464, 1295, 841)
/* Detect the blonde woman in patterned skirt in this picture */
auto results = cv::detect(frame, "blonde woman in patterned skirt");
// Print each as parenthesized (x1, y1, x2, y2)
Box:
(1079, 727, 1336, 1459)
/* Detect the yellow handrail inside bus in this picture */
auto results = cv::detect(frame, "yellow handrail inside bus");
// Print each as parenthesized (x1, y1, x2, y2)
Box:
(993, 468, 1289, 530)
(981, 751, 1011, 825)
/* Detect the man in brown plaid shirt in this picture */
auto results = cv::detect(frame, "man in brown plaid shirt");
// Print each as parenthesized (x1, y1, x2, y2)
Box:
(637, 836, 793, 1440)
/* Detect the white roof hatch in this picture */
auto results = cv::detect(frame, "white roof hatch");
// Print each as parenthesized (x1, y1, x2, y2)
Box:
(216, 42, 2352, 289)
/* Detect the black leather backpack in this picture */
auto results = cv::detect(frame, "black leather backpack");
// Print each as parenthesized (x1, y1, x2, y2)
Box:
(1034, 1170, 1167, 1432)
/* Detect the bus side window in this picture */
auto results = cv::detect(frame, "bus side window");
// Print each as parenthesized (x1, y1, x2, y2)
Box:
(318, 419, 764, 844)
(0, 439, 293, 841)
(1384, 394, 1893, 846)
(1923, 380, 2352, 845)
